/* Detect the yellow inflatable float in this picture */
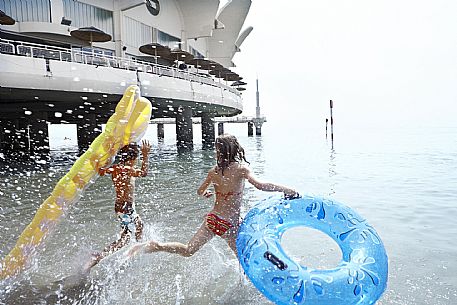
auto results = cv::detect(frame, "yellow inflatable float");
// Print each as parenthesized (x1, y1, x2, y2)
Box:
(0, 85, 152, 280)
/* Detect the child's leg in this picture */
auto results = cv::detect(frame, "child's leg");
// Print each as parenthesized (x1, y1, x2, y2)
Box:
(101, 229, 131, 258)
(224, 229, 238, 257)
(84, 230, 131, 271)
(134, 216, 144, 241)
(145, 222, 214, 257)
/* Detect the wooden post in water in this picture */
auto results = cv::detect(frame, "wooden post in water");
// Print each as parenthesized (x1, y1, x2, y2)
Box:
(329, 100, 334, 149)
(325, 118, 328, 139)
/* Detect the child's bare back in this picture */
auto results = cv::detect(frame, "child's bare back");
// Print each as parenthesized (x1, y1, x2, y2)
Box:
(129, 134, 297, 258)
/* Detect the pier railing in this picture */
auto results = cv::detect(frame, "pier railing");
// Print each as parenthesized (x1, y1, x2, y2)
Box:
(0, 38, 240, 96)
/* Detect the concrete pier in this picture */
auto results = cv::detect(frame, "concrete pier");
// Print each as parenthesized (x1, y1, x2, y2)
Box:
(218, 122, 224, 135)
(29, 112, 49, 155)
(201, 113, 215, 149)
(0, 119, 30, 159)
(248, 122, 254, 136)
(157, 123, 164, 141)
(176, 106, 193, 152)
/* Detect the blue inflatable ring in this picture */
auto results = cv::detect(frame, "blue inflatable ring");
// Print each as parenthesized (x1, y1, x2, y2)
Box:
(236, 194, 388, 305)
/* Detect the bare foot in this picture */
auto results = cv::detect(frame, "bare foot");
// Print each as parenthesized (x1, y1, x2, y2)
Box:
(82, 252, 102, 273)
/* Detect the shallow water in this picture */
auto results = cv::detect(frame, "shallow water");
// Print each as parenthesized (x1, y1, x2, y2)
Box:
(1, 124, 456, 304)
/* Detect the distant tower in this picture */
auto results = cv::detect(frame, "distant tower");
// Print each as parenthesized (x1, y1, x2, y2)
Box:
(256, 78, 261, 119)
(253, 78, 264, 135)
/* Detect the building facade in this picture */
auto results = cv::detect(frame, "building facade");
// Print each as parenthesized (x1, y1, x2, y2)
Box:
(0, 0, 252, 155)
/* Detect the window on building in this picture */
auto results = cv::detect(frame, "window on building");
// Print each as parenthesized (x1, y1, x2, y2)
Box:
(62, 0, 113, 39)
(124, 16, 153, 48)
(0, 0, 51, 23)
(157, 30, 180, 49)
(189, 46, 204, 59)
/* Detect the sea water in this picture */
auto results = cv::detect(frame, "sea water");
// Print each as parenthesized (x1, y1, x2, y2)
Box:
(0, 122, 456, 305)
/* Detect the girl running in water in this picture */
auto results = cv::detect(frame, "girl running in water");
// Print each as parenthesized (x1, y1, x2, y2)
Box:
(129, 134, 297, 257)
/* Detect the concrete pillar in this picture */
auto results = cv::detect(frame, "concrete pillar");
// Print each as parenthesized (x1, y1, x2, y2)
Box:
(29, 112, 50, 156)
(0, 119, 30, 159)
(12, 119, 30, 158)
(218, 122, 224, 136)
(0, 119, 14, 157)
(254, 119, 263, 136)
(248, 122, 253, 136)
(157, 123, 164, 141)
(176, 106, 193, 152)
(77, 113, 102, 153)
(255, 125, 262, 136)
(201, 113, 215, 149)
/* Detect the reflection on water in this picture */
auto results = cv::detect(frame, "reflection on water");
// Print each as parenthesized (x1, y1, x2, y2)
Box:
(1, 126, 457, 304)
(328, 148, 337, 196)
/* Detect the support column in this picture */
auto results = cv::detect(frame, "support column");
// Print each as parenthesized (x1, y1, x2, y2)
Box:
(255, 124, 262, 136)
(0, 119, 29, 159)
(0, 119, 13, 158)
(77, 113, 102, 153)
(254, 118, 263, 136)
(248, 122, 253, 136)
(13, 119, 30, 159)
(218, 122, 224, 136)
(29, 112, 50, 156)
(201, 113, 215, 149)
(157, 123, 164, 142)
(176, 106, 193, 152)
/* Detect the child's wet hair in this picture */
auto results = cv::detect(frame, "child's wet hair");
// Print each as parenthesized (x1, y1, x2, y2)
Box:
(215, 134, 249, 175)
(119, 143, 139, 162)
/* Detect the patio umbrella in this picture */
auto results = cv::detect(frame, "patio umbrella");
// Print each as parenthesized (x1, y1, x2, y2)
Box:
(187, 58, 223, 73)
(0, 10, 15, 25)
(223, 73, 242, 81)
(231, 80, 247, 86)
(187, 58, 211, 68)
(70, 26, 112, 46)
(139, 43, 171, 57)
(168, 48, 194, 63)
(209, 67, 232, 77)
(139, 43, 171, 64)
(196, 60, 223, 71)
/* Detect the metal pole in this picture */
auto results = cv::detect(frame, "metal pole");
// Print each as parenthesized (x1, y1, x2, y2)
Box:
(330, 100, 334, 149)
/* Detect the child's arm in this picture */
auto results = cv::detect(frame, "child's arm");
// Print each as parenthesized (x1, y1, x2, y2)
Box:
(134, 140, 151, 177)
(242, 166, 297, 197)
(197, 169, 214, 198)
(99, 165, 114, 176)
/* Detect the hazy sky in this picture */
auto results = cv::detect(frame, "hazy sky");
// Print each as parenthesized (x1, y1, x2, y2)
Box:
(228, 0, 457, 129)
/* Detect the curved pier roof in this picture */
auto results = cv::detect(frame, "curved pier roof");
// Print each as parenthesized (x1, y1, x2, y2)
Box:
(177, 0, 220, 39)
(208, 0, 252, 67)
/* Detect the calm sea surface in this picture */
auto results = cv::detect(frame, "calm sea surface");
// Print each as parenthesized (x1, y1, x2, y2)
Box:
(1, 122, 456, 305)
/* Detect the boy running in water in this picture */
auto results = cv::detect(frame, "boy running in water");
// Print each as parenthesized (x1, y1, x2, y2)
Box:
(85, 140, 151, 270)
